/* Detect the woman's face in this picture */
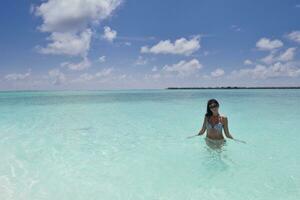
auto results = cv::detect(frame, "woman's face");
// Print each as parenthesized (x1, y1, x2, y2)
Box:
(209, 103, 219, 112)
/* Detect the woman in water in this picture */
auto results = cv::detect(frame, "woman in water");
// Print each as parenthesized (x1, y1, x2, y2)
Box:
(197, 99, 234, 148)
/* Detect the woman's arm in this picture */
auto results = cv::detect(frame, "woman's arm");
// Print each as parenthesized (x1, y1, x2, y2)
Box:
(198, 116, 207, 135)
(223, 116, 234, 139)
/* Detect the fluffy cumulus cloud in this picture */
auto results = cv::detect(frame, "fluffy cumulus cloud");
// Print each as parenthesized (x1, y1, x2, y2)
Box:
(229, 62, 300, 79)
(61, 57, 91, 71)
(48, 69, 66, 85)
(34, 0, 122, 64)
(135, 56, 148, 65)
(231, 37, 300, 80)
(78, 73, 95, 81)
(162, 59, 202, 76)
(102, 26, 117, 42)
(4, 69, 31, 81)
(98, 56, 106, 63)
(278, 48, 297, 62)
(230, 25, 241, 32)
(75, 68, 114, 82)
(145, 59, 202, 80)
(256, 38, 283, 51)
(287, 31, 300, 43)
(39, 29, 92, 56)
(152, 66, 158, 72)
(34, 0, 122, 33)
(261, 48, 296, 64)
(141, 36, 200, 56)
(211, 68, 225, 77)
(260, 53, 275, 65)
(95, 68, 113, 77)
(244, 59, 253, 65)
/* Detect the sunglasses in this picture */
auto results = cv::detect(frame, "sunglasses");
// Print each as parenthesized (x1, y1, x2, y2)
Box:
(209, 104, 218, 108)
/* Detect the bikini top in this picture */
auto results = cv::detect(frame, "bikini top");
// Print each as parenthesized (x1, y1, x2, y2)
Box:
(206, 115, 223, 133)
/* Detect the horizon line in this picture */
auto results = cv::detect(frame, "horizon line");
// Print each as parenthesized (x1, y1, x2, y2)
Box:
(1, 86, 300, 92)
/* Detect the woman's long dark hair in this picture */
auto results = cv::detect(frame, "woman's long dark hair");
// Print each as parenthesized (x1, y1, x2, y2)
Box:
(205, 99, 219, 119)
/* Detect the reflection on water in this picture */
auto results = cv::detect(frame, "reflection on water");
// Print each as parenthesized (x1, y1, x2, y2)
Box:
(204, 137, 226, 151)
(201, 138, 233, 176)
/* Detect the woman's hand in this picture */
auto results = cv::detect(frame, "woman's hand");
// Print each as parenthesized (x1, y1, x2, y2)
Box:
(198, 130, 204, 136)
(233, 138, 247, 144)
(186, 134, 199, 139)
(223, 117, 234, 139)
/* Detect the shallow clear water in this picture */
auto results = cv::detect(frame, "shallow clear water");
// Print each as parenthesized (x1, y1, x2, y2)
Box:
(0, 89, 299, 200)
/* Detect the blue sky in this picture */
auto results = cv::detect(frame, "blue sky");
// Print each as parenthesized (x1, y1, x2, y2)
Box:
(1, 0, 300, 90)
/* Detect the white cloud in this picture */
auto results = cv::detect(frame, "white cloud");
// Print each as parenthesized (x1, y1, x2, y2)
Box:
(124, 42, 131, 46)
(244, 59, 253, 65)
(211, 68, 225, 77)
(152, 74, 161, 79)
(79, 73, 95, 81)
(256, 37, 283, 51)
(98, 56, 106, 63)
(261, 48, 296, 64)
(152, 66, 158, 72)
(278, 48, 296, 62)
(34, 0, 122, 61)
(261, 53, 276, 64)
(61, 57, 91, 71)
(5, 69, 31, 81)
(144, 73, 161, 80)
(230, 65, 269, 79)
(102, 26, 117, 42)
(287, 31, 300, 43)
(74, 68, 114, 82)
(118, 74, 127, 79)
(39, 29, 92, 56)
(135, 56, 148, 65)
(203, 51, 210, 56)
(266, 62, 300, 78)
(141, 36, 200, 56)
(34, 0, 122, 33)
(48, 69, 66, 85)
(229, 62, 300, 79)
(231, 25, 241, 32)
(162, 59, 202, 76)
(95, 68, 113, 77)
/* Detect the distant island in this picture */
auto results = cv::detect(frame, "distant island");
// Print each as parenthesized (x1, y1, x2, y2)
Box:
(166, 86, 300, 89)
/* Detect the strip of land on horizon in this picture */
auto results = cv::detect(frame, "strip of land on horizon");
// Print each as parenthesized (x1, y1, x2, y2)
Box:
(166, 86, 300, 89)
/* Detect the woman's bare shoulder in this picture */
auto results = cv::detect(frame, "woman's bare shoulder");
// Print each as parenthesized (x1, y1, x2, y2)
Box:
(220, 114, 227, 120)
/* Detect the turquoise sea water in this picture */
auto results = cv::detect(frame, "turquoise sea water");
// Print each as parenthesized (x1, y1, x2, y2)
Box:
(0, 89, 299, 200)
